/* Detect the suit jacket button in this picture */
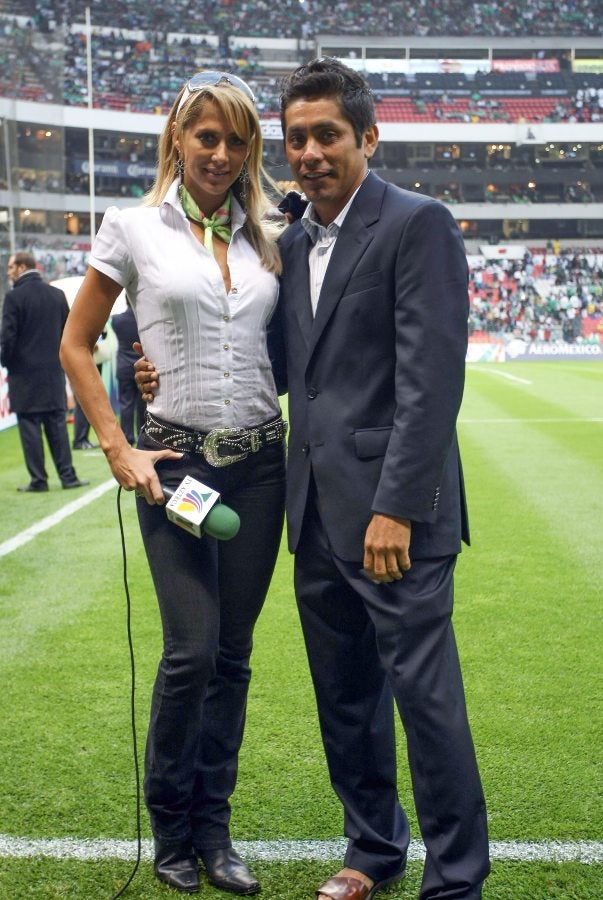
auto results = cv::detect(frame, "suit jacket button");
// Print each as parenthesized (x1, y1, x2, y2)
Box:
(301, 442, 309, 454)
(307, 388, 318, 399)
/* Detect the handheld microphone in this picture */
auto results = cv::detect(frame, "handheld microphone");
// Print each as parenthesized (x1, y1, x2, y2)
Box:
(163, 475, 240, 540)
(277, 190, 308, 221)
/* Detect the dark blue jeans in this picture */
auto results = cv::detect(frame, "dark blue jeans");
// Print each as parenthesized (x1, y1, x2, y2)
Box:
(136, 429, 286, 849)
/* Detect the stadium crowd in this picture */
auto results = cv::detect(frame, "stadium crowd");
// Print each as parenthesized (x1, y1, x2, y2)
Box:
(9, 0, 603, 38)
(468, 249, 603, 342)
(569, 86, 603, 122)
(22, 245, 603, 345)
(1, 3, 602, 115)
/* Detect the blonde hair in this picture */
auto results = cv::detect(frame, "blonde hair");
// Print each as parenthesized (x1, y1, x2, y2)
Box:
(144, 77, 283, 274)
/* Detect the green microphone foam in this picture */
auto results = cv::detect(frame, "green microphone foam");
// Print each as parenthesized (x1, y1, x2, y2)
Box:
(204, 503, 241, 540)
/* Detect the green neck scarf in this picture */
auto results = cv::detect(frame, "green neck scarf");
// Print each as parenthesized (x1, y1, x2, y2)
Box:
(178, 184, 232, 256)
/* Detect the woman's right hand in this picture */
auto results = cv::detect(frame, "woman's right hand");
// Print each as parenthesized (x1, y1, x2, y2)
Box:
(132, 341, 159, 402)
(106, 441, 182, 505)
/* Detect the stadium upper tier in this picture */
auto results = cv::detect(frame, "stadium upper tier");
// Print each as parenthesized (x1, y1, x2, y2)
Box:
(1, 14, 602, 122)
(1, 6, 602, 246)
(3, 0, 602, 38)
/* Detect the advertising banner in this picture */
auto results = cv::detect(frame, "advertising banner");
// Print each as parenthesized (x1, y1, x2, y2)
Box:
(505, 340, 602, 361)
(0, 366, 17, 431)
(492, 58, 560, 73)
(574, 59, 603, 74)
(340, 57, 489, 75)
(74, 159, 157, 179)
(467, 339, 602, 362)
(476, 245, 528, 261)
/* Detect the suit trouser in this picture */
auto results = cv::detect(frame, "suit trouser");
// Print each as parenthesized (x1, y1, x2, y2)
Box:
(72, 402, 91, 445)
(294, 488, 490, 899)
(136, 430, 285, 849)
(72, 364, 102, 445)
(17, 410, 77, 486)
(116, 371, 145, 444)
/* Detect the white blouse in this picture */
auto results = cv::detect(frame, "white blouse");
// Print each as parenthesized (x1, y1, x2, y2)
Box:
(89, 179, 281, 432)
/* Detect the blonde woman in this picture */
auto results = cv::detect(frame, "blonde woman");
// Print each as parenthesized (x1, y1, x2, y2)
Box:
(61, 73, 286, 894)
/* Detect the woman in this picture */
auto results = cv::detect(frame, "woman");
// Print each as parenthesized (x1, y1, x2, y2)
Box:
(60, 72, 287, 895)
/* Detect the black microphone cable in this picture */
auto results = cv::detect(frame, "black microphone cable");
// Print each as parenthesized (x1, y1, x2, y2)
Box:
(109, 485, 142, 899)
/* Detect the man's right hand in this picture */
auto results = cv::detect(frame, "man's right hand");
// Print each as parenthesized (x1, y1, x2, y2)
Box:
(133, 341, 159, 402)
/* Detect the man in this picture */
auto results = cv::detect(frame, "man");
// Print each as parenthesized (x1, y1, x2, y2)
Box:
(269, 58, 490, 900)
(1, 252, 89, 491)
(111, 301, 145, 445)
(72, 399, 100, 450)
(134, 58, 490, 900)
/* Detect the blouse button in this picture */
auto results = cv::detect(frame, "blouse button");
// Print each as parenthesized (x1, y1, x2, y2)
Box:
(223, 315, 230, 322)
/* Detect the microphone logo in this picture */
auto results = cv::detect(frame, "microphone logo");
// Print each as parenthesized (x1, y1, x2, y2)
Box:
(165, 475, 222, 538)
(176, 488, 214, 517)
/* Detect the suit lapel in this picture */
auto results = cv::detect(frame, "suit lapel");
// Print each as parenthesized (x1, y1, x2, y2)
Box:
(309, 173, 384, 358)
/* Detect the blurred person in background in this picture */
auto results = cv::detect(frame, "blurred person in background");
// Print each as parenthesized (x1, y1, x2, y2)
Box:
(111, 299, 146, 444)
(1, 251, 89, 492)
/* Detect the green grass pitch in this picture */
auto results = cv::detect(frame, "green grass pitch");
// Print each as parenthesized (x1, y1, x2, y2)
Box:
(0, 361, 601, 898)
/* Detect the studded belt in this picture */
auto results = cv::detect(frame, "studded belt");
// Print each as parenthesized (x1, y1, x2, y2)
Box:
(143, 411, 287, 467)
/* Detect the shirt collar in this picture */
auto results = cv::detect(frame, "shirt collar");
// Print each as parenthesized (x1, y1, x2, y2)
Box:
(161, 178, 246, 234)
(300, 171, 369, 245)
(15, 269, 40, 283)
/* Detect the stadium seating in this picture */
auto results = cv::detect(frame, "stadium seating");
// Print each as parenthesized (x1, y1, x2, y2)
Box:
(4, 0, 601, 38)
(468, 250, 603, 343)
(0, 1, 601, 261)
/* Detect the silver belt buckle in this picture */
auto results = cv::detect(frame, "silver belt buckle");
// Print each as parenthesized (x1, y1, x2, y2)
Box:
(203, 428, 248, 467)
(250, 430, 261, 453)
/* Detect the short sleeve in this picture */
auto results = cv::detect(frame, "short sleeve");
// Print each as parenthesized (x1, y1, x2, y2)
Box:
(89, 206, 134, 289)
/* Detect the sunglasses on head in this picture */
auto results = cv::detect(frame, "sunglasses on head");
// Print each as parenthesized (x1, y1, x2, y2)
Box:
(176, 71, 256, 116)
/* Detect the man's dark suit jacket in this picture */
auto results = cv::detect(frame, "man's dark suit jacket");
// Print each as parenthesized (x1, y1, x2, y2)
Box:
(112, 304, 141, 380)
(0, 270, 70, 414)
(270, 171, 470, 563)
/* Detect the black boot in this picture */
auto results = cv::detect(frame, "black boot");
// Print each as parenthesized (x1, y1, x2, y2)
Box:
(154, 841, 200, 893)
(197, 846, 261, 895)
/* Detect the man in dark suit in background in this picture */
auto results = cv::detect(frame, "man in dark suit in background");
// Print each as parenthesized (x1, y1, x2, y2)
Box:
(271, 58, 490, 900)
(1, 251, 89, 492)
(112, 300, 145, 445)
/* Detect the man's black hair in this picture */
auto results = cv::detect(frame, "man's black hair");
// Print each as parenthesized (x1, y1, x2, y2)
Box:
(280, 57, 376, 148)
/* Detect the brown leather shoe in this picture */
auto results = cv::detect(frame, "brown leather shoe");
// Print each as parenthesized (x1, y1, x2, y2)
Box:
(317, 866, 406, 900)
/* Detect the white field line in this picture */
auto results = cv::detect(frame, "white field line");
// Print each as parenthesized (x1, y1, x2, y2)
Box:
(0, 479, 116, 558)
(459, 417, 603, 423)
(470, 367, 532, 384)
(0, 835, 601, 864)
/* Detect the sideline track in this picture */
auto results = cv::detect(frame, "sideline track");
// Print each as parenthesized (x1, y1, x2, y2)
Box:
(0, 836, 601, 864)
(0, 479, 117, 559)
